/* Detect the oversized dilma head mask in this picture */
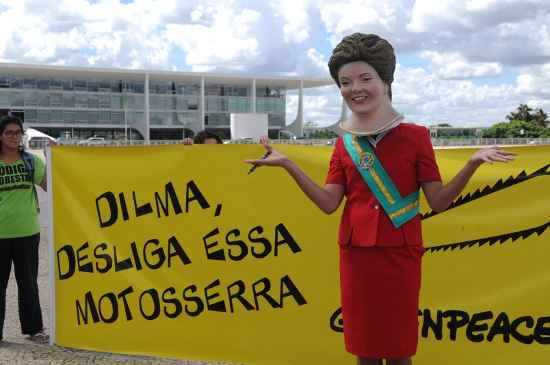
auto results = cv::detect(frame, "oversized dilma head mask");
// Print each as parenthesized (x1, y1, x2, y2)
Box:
(328, 33, 396, 100)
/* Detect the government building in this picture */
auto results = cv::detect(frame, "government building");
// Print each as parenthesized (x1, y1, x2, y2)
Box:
(0, 63, 331, 141)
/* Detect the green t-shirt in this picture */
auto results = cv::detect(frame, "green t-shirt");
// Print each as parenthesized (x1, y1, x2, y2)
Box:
(0, 153, 45, 238)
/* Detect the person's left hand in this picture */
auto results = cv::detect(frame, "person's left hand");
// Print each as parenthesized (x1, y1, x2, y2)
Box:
(470, 146, 516, 165)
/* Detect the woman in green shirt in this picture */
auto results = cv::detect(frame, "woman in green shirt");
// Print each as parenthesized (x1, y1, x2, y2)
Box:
(0, 115, 48, 343)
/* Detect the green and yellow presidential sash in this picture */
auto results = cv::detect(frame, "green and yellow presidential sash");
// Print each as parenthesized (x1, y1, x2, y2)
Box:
(343, 133, 420, 228)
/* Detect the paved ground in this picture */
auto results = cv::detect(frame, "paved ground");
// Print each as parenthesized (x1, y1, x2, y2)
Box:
(1, 155, 237, 365)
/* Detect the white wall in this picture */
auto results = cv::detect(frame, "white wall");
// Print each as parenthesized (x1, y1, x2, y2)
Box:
(230, 113, 268, 140)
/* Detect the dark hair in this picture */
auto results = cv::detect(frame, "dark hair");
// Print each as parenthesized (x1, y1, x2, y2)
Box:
(193, 130, 223, 144)
(328, 33, 396, 99)
(0, 115, 24, 151)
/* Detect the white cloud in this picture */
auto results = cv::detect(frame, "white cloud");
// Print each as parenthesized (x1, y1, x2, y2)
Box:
(164, 6, 261, 71)
(465, 0, 499, 11)
(408, 0, 474, 33)
(319, 0, 405, 44)
(422, 51, 503, 79)
(306, 48, 328, 73)
(408, 0, 549, 33)
(516, 63, 550, 97)
(407, 0, 550, 66)
(0, 0, 549, 129)
(383, 65, 523, 126)
(270, 0, 311, 44)
(307, 64, 531, 128)
(0, 0, 179, 68)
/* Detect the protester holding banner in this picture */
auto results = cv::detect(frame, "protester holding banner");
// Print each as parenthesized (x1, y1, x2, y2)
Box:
(246, 33, 515, 365)
(182, 130, 223, 145)
(0, 115, 48, 344)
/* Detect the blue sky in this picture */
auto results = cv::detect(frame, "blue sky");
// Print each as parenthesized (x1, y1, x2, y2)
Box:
(0, 0, 549, 127)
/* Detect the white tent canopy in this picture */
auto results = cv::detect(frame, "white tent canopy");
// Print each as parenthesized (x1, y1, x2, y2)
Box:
(23, 127, 56, 149)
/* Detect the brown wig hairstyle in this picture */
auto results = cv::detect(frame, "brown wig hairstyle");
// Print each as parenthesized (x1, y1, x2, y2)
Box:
(0, 115, 24, 151)
(328, 33, 396, 100)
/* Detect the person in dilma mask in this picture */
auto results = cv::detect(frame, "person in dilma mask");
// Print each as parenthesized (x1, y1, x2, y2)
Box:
(246, 33, 515, 365)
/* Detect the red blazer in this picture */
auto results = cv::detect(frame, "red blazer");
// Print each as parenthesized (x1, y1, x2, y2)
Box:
(325, 123, 441, 247)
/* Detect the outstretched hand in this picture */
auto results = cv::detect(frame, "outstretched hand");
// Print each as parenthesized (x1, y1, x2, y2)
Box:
(245, 136, 290, 168)
(470, 146, 516, 165)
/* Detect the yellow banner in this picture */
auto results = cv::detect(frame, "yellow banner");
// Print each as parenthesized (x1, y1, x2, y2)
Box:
(51, 144, 550, 364)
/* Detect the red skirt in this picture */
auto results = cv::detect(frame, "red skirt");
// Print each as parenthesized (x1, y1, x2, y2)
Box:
(339, 245, 424, 358)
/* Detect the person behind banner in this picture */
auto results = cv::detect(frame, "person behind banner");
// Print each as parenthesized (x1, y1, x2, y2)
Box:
(0, 115, 49, 344)
(182, 130, 223, 145)
(246, 33, 515, 365)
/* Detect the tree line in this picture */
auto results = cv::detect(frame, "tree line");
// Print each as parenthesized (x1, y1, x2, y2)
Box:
(483, 104, 550, 138)
(303, 103, 549, 139)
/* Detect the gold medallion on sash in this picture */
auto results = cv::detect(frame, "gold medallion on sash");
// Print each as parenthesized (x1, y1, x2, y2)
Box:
(359, 152, 374, 170)
(351, 137, 375, 170)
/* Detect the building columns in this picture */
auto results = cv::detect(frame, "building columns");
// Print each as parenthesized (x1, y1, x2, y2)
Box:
(200, 76, 205, 130)
(251, 78, 256, 113)
(144, 73, 150, 142)
(286, 79, 304, 138)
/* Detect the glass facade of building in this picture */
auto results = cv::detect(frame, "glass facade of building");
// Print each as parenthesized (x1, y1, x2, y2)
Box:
(203, 84, 286, 138)
(0, 73, 287, 140)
